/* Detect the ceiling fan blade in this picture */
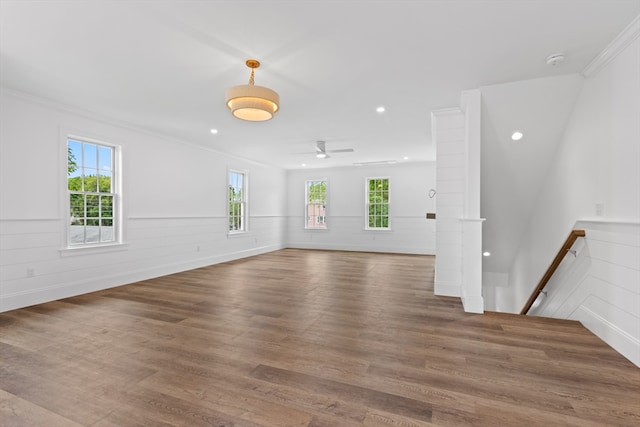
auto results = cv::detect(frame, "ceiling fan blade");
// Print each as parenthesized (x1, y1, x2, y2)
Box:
(327, 148, 354, 153)
(290, 151, 317, 155)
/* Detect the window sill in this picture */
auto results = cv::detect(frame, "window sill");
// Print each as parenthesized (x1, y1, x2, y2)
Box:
(364, 228, 392, 232)
(304, 227, 329, 231)
(227, 231, 250, 239)
(60, 242, 129, 257)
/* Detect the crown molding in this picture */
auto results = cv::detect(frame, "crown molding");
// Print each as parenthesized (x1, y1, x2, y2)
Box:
(582, 14, 640, 77)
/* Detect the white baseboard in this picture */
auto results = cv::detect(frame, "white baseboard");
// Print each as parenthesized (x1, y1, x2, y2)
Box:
(573, 305, 640, 368)
(462, 294, 485, 314)
(285, 242, 434, 255)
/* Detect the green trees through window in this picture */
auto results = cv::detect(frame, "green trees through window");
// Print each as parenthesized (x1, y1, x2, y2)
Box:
(367, 177, 389, 229)
(229, 171, 246, 232)
(67, 138, 115, 245)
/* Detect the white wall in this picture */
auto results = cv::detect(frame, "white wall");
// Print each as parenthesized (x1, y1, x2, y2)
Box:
(530, 220, 640, 367)
(496, 30, 640, 314)
(0, 91, 287, 312)
(285, 162, 435, 254)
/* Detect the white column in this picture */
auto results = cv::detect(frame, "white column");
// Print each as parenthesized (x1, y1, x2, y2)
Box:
(460, 90, 484, 313)
(432, 108, 465, 297)
(432, 90, 484, 313)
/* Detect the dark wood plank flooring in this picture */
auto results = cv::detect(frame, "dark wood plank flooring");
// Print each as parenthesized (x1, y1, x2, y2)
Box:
(1, 249, 638, 426)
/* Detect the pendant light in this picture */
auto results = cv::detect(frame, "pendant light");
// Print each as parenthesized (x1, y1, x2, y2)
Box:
(225, 59, 279, 121)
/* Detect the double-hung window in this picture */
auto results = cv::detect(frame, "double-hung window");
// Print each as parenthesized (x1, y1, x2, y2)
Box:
(67, 137, 118, 246)
(366, 177, 390, 229)
(228, 170, 247, 233)
(305, 179, 327, 229)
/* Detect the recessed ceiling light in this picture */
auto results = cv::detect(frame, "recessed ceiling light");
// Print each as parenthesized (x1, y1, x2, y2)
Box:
(482, 251, 491, 257)
(210, 129, 219, 134)
(403, 156, 409, 160)
(301, 163, 307, 167)
(511, 131, 523, 141)
(376, 106, 386, 113)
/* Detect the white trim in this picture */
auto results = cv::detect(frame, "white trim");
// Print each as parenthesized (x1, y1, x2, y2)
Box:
(227, 167, 249, 234)
(0, 218, 61, 222)
(286, 242, 434, 255)
(582, 14, 640, 77)
(227, 231, 251, 239)
(61, 131, 124, 250)
(576, 218, 640, 226)
(364, 176, 391, 230)
(461, 294, 484, 314)
(574, 305, 640, 367)
(128, 215, 224, 220)
(430, 107, 463, 118)
(1, 244, 285, 313)
(1, 88, 279, 170)
(59, 243, 129, 257)
(304, 178, 329, 230)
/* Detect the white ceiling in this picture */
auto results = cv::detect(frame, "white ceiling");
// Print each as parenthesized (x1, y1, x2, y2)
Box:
(1, 1, 638, 170)
(1, 1, 639, 274)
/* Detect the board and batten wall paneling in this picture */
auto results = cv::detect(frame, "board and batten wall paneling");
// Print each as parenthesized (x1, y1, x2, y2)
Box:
(285, 163, 436, 255)
(0, 91, 287, 312)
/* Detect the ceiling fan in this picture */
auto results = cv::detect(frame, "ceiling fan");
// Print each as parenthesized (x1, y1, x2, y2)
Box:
(312, 140, 354, 159)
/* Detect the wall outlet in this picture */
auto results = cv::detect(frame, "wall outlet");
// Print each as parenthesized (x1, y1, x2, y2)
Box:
(196, 245, 201, 252)
(27, 267, 35, 277)
(595, 203, 604, 216)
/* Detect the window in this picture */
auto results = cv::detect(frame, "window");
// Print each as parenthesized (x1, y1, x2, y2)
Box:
(229, 170, 247, 232)
(305, 179, 327, 229)
(67, 138, 118, 246)
(366, 177, 389, 229)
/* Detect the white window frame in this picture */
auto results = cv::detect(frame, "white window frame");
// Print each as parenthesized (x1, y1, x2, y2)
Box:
(365, 176, 390, 230)
(305, 179, 328, 230)
(62, 133, 124, 253)
(228, 169, 248, 235)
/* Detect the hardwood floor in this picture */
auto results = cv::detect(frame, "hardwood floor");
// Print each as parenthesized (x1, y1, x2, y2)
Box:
(1, 249, 638, 426)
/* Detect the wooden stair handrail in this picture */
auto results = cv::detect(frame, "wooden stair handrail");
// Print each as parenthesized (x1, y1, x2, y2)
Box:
(520, 229, 586, 315)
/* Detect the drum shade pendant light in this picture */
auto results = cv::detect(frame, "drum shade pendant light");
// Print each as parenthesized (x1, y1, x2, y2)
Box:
(226, 60, 279, 121)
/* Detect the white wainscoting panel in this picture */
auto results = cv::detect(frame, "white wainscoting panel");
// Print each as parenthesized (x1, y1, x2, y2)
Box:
(530, 220, 640, 366)
(0, 216, 286, 312)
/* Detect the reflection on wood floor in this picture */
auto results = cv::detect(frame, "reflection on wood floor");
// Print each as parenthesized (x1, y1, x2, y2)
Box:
(1, 249, 638, 426)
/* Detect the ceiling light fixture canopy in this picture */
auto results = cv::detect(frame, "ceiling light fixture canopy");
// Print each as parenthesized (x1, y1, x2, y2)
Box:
(226, 59, 279, 122)
(316, 140, 328, 158)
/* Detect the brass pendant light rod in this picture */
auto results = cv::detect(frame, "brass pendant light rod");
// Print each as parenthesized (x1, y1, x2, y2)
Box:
(246, 59, 259, 85)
